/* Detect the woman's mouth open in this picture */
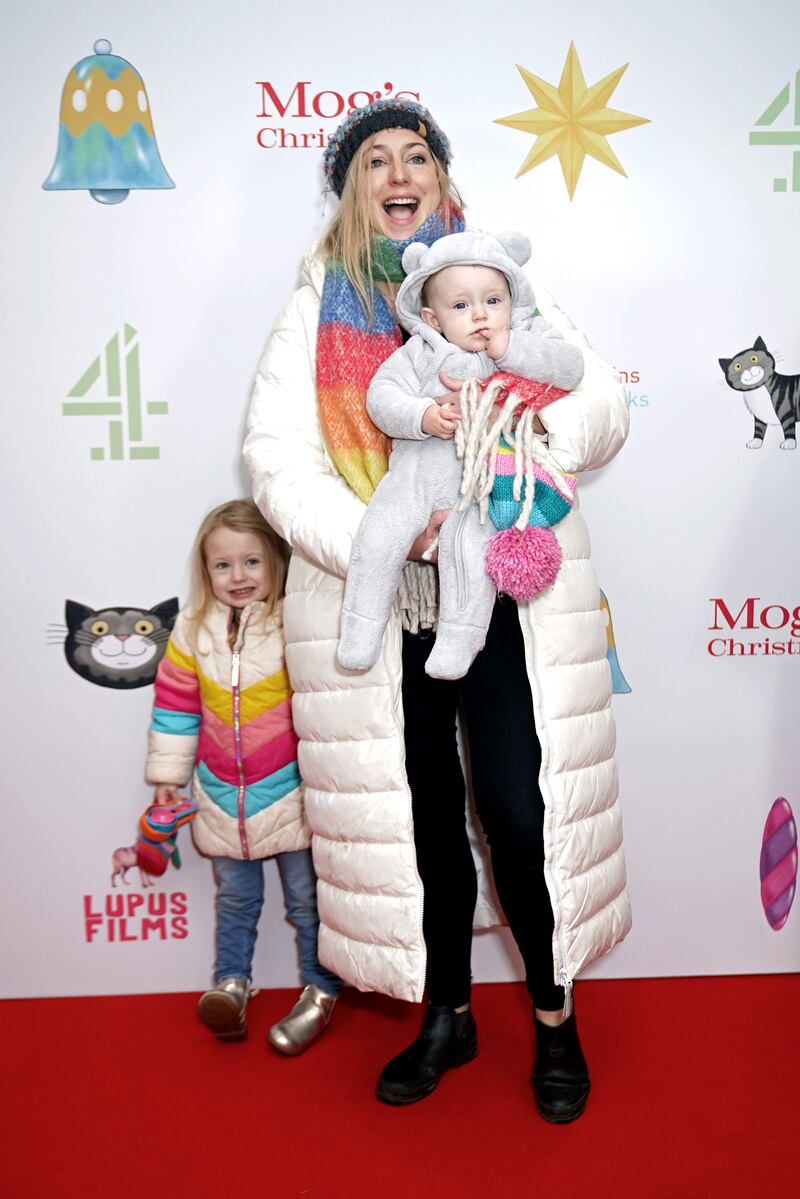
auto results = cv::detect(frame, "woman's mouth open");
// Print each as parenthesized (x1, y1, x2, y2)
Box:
(383, 196, 419, 226)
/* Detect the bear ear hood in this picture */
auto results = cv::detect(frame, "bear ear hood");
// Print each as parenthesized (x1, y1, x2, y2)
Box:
(396, 230, 536, 337)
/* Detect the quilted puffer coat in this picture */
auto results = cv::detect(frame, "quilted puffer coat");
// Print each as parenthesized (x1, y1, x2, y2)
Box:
(244, 246, 631, 1003)
(145, 601, 309, 861)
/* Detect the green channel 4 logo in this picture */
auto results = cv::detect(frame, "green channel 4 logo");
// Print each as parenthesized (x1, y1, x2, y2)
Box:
(63, 325, 167, 460)
(750, 69, 800, 192)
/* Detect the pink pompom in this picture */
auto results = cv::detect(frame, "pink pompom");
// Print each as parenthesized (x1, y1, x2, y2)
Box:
(486, 526, 562, 600)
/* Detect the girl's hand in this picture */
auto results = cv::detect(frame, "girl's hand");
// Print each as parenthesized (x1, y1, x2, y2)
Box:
(422, 402, 461, 439)
(483, 326, 510, 360)
(154, 784, 179, 806)
(408, 508, 450, 564)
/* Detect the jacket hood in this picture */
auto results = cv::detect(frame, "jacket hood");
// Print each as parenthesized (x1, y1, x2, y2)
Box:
(396, 230, 536, 339)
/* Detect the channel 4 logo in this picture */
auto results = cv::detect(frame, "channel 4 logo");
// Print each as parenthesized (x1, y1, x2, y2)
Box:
(63, 324, 168, 460)
(750, 69, 800, 192)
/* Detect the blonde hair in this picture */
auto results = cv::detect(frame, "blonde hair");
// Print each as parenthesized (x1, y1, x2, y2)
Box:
(320, 136, 464, 319)
(186, 499, 289, 637)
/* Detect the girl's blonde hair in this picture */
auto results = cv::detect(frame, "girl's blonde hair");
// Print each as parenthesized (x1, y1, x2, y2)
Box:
(320, 136, 463, 318)
(186, 499, 289, 635)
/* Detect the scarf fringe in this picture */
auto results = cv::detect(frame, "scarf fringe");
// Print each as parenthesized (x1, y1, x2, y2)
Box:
(398, 561, 439, 634)
(456, 378, 573, 531)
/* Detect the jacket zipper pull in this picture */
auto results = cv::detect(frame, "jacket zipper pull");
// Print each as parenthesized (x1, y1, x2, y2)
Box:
(231, 651, 240, 689)
(560, 970, 574, 1020)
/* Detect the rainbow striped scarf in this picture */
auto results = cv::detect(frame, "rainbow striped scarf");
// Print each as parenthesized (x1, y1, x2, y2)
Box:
(317, 205, 465, 503)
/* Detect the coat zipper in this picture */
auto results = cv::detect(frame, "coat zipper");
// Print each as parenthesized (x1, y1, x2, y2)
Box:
(230, 645, 249, 860)
(453, 507, 471, 612)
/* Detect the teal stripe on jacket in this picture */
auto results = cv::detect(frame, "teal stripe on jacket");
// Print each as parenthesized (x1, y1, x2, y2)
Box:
(150, 707, 202, 735)
(196, 759, 302, 818)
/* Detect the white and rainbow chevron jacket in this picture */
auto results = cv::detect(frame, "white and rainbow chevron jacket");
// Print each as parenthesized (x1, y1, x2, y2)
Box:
(145, 599, 309, 861)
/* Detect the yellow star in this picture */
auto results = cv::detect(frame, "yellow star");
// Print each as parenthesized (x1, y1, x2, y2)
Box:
(495, 42, 650, 199)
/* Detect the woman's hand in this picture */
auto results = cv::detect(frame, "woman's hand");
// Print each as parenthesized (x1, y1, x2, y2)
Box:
(407, 508, 450, 564)
(438, 373, 464, 411)
(154, 784, 179, 806)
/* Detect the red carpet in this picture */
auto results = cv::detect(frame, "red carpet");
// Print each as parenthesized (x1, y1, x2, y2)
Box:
(2, 975, 797, 1198)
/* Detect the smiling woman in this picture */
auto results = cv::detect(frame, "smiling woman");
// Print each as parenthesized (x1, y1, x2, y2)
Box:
(245, 97, 631, 1123)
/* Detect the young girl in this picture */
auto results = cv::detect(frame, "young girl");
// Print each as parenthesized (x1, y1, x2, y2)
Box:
(145, 499, 341, 1051)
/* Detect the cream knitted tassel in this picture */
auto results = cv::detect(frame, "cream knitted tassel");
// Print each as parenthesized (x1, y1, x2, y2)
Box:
(398, 561, 439, 633)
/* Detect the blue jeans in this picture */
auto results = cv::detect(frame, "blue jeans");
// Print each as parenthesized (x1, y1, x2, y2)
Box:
(212, 850, 341, 996)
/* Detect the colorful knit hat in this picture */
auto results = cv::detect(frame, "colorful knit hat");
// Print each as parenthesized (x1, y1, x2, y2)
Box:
(323, 98, 452, 197)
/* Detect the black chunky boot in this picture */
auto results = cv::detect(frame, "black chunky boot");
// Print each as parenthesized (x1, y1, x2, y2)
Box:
(376, 1004, 478, 1105)
(531, 1013, 591, 1123)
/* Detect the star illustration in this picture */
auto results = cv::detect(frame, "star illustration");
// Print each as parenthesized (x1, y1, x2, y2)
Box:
(495, 42, 650, 199)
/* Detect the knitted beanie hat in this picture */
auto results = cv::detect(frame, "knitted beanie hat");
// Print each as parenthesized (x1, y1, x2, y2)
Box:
(323, 98, 452, 197)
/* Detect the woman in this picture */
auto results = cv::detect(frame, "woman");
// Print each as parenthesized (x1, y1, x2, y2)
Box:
(244, 99, 631, 1123)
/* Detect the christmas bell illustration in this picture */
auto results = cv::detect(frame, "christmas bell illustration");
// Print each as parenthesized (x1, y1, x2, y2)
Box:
(43, 39, 174, 205)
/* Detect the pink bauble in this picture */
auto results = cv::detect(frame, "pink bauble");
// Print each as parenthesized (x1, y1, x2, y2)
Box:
(486, 526, 562, 600)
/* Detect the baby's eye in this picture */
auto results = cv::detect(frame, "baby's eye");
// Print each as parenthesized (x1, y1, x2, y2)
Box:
(215, 561, 229, 570)
(91, 620, 109, 637)
(453, 301, 467, 310)
(245, 558, 261, 567)
(487, 297, 500, 305)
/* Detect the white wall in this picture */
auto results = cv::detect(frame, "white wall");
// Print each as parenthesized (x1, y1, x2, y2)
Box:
(2, 0, 798, 997)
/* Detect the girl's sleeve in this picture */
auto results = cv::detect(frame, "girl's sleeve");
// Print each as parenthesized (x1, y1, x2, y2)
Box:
(244, 284, 367, 581)
(528, 282, 629, 474)
(366, 343, 433, 440)
(496, 317, 585, 391)
(145, 612, 201, 788)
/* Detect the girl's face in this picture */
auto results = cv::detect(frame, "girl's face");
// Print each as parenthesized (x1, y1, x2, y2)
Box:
(204, 527, 271, 609)
(367, 128, 441, 238)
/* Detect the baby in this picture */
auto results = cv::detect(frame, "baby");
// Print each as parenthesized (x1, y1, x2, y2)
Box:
(337, 230, 584, 680)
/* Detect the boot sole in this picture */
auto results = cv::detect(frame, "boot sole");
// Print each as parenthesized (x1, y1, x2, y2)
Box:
(197, 993, 247, 1042)
(532, 1083, 590, 1124)
(376, 1040, 478, 1106)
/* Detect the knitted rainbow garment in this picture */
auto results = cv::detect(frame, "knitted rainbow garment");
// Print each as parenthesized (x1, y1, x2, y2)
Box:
(316, 205, 464, 504)
(457, 373, 576, 602)
(486, 374, 576, 531)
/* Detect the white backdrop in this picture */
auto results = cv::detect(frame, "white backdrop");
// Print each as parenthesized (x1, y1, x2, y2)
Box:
(2, 0, 798, 997)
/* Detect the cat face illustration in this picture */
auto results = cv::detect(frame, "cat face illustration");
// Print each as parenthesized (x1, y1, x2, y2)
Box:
(719, 336, 775, 391)
(61, 599, 178, 689)
(718, 335, 798, 451)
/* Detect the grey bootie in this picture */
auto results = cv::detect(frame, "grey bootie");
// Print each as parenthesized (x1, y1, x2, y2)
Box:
(424, 622, 487, 680)
(337, 609, 385, 672)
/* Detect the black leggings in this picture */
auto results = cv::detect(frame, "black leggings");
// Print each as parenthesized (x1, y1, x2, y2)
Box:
(402, 597, 565, 1012)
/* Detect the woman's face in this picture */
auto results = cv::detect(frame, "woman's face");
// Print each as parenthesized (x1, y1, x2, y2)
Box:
(367, 127, 442, 239)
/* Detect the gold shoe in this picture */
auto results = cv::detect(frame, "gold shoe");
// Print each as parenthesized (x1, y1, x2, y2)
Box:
(197, 976, 250, 1041)
(268, 984, 336, 1056)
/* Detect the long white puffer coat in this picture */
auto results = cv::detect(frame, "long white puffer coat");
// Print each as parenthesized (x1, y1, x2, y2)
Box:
(244, 246, 632, 1004)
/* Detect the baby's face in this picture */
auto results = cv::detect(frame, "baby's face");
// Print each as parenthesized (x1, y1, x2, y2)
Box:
(421, 265, 512, 350)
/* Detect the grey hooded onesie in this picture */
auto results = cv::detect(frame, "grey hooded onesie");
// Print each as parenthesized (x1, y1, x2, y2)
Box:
(336, 230, 584, 680)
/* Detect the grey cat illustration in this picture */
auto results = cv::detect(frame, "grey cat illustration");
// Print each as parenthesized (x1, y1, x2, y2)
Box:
(55, 598, 178, 689)
(719, 336, 798, 450)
